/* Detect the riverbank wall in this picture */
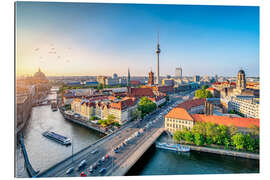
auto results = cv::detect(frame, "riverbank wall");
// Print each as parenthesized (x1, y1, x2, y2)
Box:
(188, 144, 259, 160)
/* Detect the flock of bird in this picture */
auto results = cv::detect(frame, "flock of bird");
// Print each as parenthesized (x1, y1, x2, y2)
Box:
(34, 44, 71, 63)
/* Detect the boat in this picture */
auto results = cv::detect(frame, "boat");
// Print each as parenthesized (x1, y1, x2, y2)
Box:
(155, 142, 190, 152)
(42, 131, 71, 145)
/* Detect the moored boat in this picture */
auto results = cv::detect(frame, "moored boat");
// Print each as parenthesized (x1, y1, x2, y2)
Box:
(155, 142, 190, 152)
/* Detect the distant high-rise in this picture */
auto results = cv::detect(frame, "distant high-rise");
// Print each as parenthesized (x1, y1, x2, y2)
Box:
(194, 75, 200, 82)
(175, 67, 182, 79)
(112, 73, 118, 79)
(127, 68, 131, 87)
(156, 32, 161, 85)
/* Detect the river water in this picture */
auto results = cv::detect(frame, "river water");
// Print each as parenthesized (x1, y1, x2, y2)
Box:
(126, 133, 259, 175)
(15, 89, 104, 178)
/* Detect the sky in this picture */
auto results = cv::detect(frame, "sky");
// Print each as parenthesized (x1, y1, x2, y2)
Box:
(15, 2, 259, 77)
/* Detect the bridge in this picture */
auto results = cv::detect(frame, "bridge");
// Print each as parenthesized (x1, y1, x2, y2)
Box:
(37, 100, 179, 177)
(36, 92, 190, 177)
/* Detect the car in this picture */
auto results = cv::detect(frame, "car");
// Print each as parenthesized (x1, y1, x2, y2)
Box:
(99, 168, 106, 174)
(66, 167, 74, 174)
(101, 156, 106, 162)
(114, 149, 119, 153)
(77, 160, 86, 171)
(80, 171, 86, 177)
(97, 160, 102, 166)
(92, 163, 98, 169)
(89, 166, 93, 173)
(91, 149, 98, 154)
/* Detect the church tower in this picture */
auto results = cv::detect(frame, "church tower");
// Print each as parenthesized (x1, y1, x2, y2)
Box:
(237, 69, 246, 90)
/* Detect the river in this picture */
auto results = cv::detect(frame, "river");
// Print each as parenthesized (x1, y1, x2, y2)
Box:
(15, 89, 104, 178)
(126, 133, 259, 175)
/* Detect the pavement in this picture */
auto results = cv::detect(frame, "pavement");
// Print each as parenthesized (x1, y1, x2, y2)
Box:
(38, 90, 195, 177)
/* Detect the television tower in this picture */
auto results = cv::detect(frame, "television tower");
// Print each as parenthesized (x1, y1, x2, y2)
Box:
(156, 32, 161, 85)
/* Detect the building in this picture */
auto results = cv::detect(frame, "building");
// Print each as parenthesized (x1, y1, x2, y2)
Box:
(175, 67, 182, 79)
(97, 76, 107, 85)
(164, 106, 259, 134)
(148, 95, 166, 107)
(16, 94, 32, 128)
(130, 80, 141, 87)
(162, 78, 174, 87)
(228, 96, 259, 118)
(216, 70, 259, 99)
(109, 98, 138, 124)
(127, 68, 131, 87)
(71, 97, 137, 125)
(193, 75, 200, 82)
(177, 98, 206, 114)
(148, 71, 154, 86)
(206, 87, 220, 98)
(165, 107, 194, 133)
(105, 77, 119, 86)
(112, 73, 118, 79)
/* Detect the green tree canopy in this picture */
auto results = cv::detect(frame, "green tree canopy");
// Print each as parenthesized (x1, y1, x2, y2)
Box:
(138, 97, 157, 116)
(194, 133, 204, 146)
(231, 133, 245, 150)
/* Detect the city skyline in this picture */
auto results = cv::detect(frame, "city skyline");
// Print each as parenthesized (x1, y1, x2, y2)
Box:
(16, 2, 259, 77)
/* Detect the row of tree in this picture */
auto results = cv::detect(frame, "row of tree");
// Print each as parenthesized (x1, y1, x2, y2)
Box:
(173, 122, 259, 152)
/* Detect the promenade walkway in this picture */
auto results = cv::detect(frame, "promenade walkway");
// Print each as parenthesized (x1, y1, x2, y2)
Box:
(189, 145, 259, 160)
(18, 134, 39, 177)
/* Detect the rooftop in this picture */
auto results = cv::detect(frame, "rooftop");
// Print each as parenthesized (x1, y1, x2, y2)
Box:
(165, 107, 193, 121)
(191, 114, 259, 128)
(177, 98, 206, 111)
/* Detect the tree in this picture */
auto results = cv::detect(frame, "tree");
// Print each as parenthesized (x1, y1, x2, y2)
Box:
(244, 134, 256, 152)
(138, 97, 157, 116)
(192, 122, 206, 136)
(194, 133, 204, 146)
(228, 124, 238, 137)
(217, 124, 229, 145)
(248, 124, 259, 137)
(183, 130, 193, 143)
(106, 114, 116, 125)
(97, 83, 103, 90)
(231, 133, 245, 150)
(224, 138, 230, 149)
(205, 136, 213, 145)
(202, 85, 209, 90)
(195, 88, 213, 99)
(173, 131, 182, 142)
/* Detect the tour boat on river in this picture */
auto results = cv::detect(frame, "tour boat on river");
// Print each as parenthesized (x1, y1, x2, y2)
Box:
(42, 131, 71, 145)
(155, 142, 190, 152)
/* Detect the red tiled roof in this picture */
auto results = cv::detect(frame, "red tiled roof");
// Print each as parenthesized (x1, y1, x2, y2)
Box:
(191, 114, 259, 128)
(110, 98, 136, 110)
(130, 80, 141, 85)
(177, 98, 206, 111)
(165, 107, 193, 121)
(129, 87, 155, 98)
(207, 87, 215, 91)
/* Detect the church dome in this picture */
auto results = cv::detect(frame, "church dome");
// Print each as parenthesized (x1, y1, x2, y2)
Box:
(238, 69, 245, 76)
(33, 68, 48, 82)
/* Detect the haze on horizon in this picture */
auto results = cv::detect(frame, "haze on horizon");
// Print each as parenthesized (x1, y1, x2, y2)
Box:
(16, 2, 259, 77)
